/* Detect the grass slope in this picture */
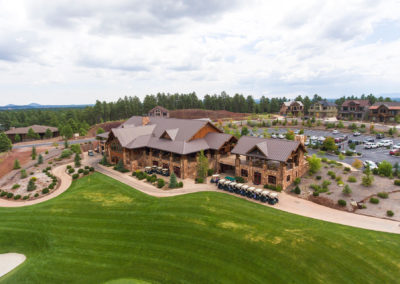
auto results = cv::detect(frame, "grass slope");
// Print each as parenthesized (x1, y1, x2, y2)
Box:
(1, 173, 400, 283)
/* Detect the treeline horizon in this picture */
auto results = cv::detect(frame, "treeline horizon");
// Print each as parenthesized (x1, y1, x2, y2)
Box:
(0, 92, 393, 132)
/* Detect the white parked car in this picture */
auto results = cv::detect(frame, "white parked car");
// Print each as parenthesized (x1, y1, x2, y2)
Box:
(310, 135, 318, 141)
(393, 143, 400, 149)
(381, 140, 393, 147)
(377, 141, 385, 147)
(305, 140, 310, 146)
(364, 142, 377, 149)
(271, 134, 277, 139)
(353, 131, 361, 136)
(318, 136, 326, 142)
(363, 160, 378, 169)
(278, 134, 285, 139)
(332, 130, 339, 134)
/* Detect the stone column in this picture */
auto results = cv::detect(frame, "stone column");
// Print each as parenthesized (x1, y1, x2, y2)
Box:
(248, 158, 253, 184)
(235, 155, 241, 176)
(149, 149, 153, 166)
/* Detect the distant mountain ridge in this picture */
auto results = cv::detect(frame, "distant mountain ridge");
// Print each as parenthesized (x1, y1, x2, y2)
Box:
(0, 103, 92, 110)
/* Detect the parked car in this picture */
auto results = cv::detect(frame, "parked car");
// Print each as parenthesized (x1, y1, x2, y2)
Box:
(271, 134, 277, 139)
(363, 138, 375, 143)
(348, 139, 362, 145)
(390, 149, 400, 155)
(305, 140, 310, 146)
(364, 142, 378, 149)
(294, 129, 300, 134)
(310, 135, 318, 141)
(88, 150, 94, 156)
(381, 140, 393, 147)
(332, 130, 339, 134)
(376, 133, 385, 139)
(278, 134, 285, 139)
(363, 160, 378, 169)
(393, 143, 400, 150)
(353, 131, 361, 136)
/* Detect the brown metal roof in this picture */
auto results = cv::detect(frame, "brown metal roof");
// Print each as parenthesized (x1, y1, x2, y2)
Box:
(149, 106, 169, 113)
(5, 125, 58, 135)
(341, 100, 370, 107)
(369, 102, 400, 110)
(232, 136, 301, 162)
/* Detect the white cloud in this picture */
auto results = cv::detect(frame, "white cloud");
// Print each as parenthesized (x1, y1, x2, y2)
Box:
(1, 0, 400, 104)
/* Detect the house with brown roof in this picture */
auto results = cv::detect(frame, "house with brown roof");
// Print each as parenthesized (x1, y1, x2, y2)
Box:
(338, 100, 370, 120)
(279, 101, 304, 116)
(148, 106, 169, 118)
(369, 102, 400, 123)
(104, 116, 237, 179)
(308, 100, 337, 118)
(5, 125, 59, 143)
(227, 136, 308, 189)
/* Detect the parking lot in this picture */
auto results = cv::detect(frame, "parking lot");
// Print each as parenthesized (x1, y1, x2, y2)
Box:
(252, 127, 400, 165)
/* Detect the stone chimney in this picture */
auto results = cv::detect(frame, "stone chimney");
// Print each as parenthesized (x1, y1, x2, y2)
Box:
(142, 116, 150, 126)
(295, 135, 305, 145)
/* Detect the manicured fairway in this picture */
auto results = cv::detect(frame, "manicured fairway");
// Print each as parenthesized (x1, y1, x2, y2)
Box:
(1, 173, 400, 283)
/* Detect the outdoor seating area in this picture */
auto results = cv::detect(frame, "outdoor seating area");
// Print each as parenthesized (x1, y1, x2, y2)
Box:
(213, 175, 279, 205)
(144, 166, 170, 177)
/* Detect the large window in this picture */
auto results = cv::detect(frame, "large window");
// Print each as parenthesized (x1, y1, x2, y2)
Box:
(268, 175, 276, 184)
(241, 169, 248, 177)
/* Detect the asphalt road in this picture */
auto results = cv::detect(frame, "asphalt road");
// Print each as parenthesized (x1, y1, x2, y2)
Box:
(12, 138, 96, 149)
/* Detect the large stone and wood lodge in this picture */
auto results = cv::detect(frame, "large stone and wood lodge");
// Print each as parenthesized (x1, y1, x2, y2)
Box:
(103, 112, 308, 190)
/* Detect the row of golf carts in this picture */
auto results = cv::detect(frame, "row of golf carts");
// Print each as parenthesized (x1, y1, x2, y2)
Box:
(211, 175, 279, 205)
(144, 166, 170, 176)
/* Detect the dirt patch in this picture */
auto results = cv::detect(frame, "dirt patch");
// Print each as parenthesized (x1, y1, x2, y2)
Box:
(170, 109, 249, 120)
(0, 146, 52, 178)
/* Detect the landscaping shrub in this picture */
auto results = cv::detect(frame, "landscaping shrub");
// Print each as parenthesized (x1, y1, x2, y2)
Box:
(370, 197, 379, 204)
(344, 167, 351, 172)
(338, 199, 347, 206)
(377, 192, 389, 199)
(49, 184, 54, 189)
(132, 171, 137, 176)
(78, 169, 84, 174)
(294, 177, 301, 185)
(157, 179, 165, 188)
(89, 167, 94, 172)
(347, 176, 357, 183)
(169, 173, 178, 188)
(12, 184, 20, 189)
(352, 159, 363, 169)
(0, 191, 7, 197)
(316, 176, 322, 180)
(308, 154, 321, 174)
(362, 173, 374, 187)
(7, 192, 13, 199)
(84, 166, 90, 170)
(34, 193, 39, 197)
(322, 180, 331, 189)
(68, 168, 75, 174)
(27, 179, 36, 191)
(387, 210, 394, 217)
(235, 176, 245, 183)
(394, 180, 400, 186)
(14, 194, 21, 200)
(60, 149, 73, 159)
(136, 171, 146, 180)
(195, 177, 204, 183)
(378, 161, 392, 177)
(114, 160, 129, 173)
(23, 195, 29, 200)
(207, 169, 214, 176)
(20, 169, 27, 179)
(42, 188, 49, 194)
(178, 181, 184, 188)
(313, 192, 319, 197)
(321, 157, 328, 163)
(72, 174, 79, 179)
(294, 186, 301, 194)
(83, 170, 89, 175)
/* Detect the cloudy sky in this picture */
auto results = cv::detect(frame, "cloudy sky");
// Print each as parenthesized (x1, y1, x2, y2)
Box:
(1, 0, 400, 105)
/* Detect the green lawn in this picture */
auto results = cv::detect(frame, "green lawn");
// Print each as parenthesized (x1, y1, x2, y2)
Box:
(1, 173, 400, 283)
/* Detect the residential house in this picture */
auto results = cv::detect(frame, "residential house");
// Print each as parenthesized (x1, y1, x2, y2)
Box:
(279, 101, 304, 116)
(5, 125, 59, 143)
(369, 102, 400, 123)
(307, 100, 337, 118)
(148, 106, 169, 118)
(338, 100, 370, 120)
(104, 116, 237, 179)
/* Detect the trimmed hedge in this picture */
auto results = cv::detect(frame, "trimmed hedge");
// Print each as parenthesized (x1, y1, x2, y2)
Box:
(338, 199, 347, 206)
(370, 197, 379, 204)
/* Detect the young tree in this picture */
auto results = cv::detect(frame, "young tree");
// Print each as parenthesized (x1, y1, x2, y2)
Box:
(0, 132, 12, 152)
(169, 172, 178, 188)
(352, 159, 363, 169)
(321, 137, 337, 151)
(20, 169, 27, 179)
(44, 128, 53, 139)
(196, 150, 209, 180)
(307, 154, 321, 174)
(100, 154, 108, 165)
(27, 128, 39, 140)
(38, 154, 43, 164)
(285, 130, 295, 140)
(241, 126, 249, 136)
(74, 153, 81, 167)
(31, 146, 37, 160)
(64, 139, 69, 149)
(13, 159, 21, 169)
(337, 121, 344, 128)
(362, 165, 374, 187)
(14, 134, 21, 143)
(342, 184, 352, 195)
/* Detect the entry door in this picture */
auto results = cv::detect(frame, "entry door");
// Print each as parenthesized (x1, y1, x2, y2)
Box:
(173, 166, 181, 178)
(254, 172, 261, 185)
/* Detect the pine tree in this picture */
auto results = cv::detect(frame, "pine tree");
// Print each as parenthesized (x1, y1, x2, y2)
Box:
(169, 173, 177, 188)
(0, 132, 12, 152)
(14, 134, 21, 143)
(38, 154, 43, 164)
(196, 150, 209, 180)
(20, 169, 27, 179)
(74, 153, 81, 167)
(13, 159, 21, 169)
(31, 146, 37, 160)
(100, 154, 108, 165)
(64, 139, 69, 149)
